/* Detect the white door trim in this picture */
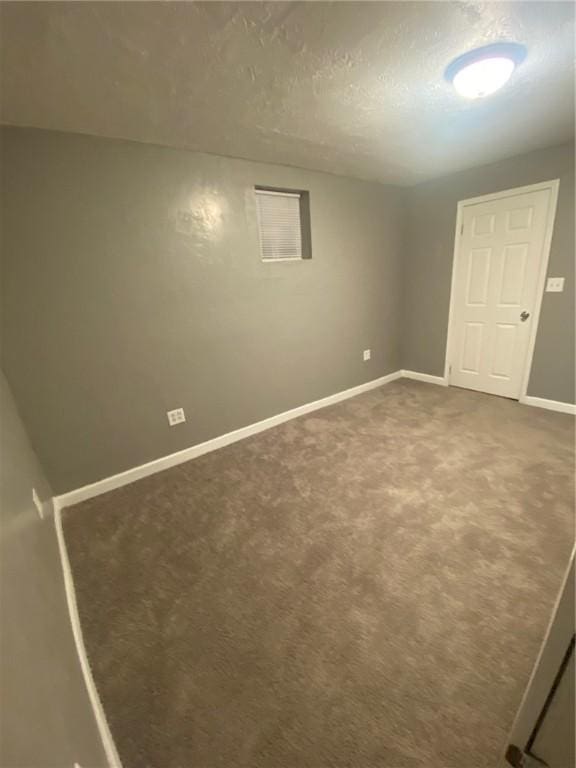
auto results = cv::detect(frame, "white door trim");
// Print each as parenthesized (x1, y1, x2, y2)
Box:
(444, 179, 560, 400)
(501, 549, 575, 764)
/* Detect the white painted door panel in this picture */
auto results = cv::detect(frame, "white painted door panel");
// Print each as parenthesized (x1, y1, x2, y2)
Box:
(450, 188, 552, 399)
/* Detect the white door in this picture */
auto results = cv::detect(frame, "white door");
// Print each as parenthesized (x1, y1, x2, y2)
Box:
(449, 186, 556, 399)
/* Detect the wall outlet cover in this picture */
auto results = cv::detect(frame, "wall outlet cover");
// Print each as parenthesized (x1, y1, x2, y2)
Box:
(363, 349, 371, 361)
(546, 277, 565, 293)
(167, 407, 186, 426)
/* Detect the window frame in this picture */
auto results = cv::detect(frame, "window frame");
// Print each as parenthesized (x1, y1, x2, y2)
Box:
(254, 185, 312, 263)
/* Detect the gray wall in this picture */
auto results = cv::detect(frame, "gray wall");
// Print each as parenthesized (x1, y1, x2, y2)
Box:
(402, 142, 575, 404)
(1, 127, 406, 493)
(0, 370, 106, 767)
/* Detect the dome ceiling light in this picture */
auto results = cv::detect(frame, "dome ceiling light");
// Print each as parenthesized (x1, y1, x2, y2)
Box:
(445, 42, 527, 99)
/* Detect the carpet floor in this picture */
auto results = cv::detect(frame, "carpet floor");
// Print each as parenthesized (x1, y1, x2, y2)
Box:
(63, 380, 575, 768)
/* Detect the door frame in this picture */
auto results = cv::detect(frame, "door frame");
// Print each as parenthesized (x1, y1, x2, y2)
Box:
(501, 548, 574, 766)
(444, 179, 560, 400)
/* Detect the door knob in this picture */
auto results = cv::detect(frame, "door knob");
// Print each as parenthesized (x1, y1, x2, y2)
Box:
(520, 311, 530, 322)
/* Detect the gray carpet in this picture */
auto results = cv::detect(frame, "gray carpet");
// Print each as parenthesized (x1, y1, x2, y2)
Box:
(63, 380, 575, 768)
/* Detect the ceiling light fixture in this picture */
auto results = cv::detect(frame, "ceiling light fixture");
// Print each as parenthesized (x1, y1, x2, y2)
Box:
(446, 42, 527, 99)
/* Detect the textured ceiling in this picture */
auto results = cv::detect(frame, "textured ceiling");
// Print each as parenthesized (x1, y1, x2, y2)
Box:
(1, 1, 574, 185)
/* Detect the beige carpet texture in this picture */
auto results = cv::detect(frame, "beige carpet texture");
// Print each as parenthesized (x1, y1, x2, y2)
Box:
(63, 380, 575, 768)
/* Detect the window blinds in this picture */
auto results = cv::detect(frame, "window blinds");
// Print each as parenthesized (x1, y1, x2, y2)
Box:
(255, 189, 303, 261)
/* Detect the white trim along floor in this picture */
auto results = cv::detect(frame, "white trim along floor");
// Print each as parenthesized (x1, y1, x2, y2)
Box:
(53, 370, 574, 768)
(53, 370, 574, 512)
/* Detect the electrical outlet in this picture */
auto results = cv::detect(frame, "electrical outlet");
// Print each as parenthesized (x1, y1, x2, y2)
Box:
(167, 407, 186, 426)
(546, 277, 565, 293)
(363, 349, 371, 361)
(32, 487, 44, 519)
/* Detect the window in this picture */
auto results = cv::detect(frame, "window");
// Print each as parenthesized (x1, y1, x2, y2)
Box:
(255, 187, 311, 262)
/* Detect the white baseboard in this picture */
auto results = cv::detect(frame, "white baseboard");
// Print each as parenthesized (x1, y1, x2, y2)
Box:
(49, 365, 572, 767)
(54, 370, 403, 509)
(520, 395, 576, 415)
(401, 369, 448, 386)
(53, 370, 575, 512)
(54, 507, 123, 767)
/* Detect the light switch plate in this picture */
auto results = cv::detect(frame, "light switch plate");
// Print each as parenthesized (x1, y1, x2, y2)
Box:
(363, 349, 371, 361)
(546, 277, 565, 293)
